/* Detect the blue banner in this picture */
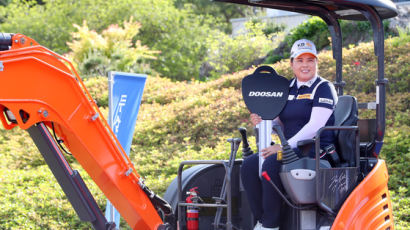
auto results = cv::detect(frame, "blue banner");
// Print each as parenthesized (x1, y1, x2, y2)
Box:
(105, 71, 147, 228)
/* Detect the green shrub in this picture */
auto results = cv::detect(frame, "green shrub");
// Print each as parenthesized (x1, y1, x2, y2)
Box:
(67, 19, 159, 77)
(285, 17, 330, 51)
(380, 126, 410, 193)
(262, 22, 286, 36)
(313, 33, 410, 94)
(390, 187, 410, 229)
(0, 161, 105, 229)
(84, 76, 109, 107)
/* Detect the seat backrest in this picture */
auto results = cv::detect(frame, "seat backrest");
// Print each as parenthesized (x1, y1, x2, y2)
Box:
(334, 95, 358, 127)
(333, 95, 358, 166)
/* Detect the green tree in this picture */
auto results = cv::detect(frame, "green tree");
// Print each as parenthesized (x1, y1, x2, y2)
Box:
(0, 0, 130, 54)
(174, 0, 256, 32)
(67, 19, 160, 77)
(265, 16, 396, 64)
(133, 1, 222, 80)
(0, 0, 223, 80)
(204, 21, 282, 78)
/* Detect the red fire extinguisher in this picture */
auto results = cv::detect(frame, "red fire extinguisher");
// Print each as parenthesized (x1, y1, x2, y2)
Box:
(186, 187, 201, 230)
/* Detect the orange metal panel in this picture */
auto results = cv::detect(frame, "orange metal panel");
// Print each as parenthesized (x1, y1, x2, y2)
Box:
(331, 160, 394, 230)
(0, 35, 162, 229)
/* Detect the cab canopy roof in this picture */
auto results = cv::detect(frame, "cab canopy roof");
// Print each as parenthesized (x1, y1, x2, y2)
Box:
(215, 0, 398, 20)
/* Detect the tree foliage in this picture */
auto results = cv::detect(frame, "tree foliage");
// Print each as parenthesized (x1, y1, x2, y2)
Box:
(174, 0, 255, 32)
(0, 0, 224, 80)
(136, 3, 221, 81)
(0, 0, 128, 54)
(204, 21, 283, 78)
(67, 19, 159, 77)
(265, 16, 397, 64)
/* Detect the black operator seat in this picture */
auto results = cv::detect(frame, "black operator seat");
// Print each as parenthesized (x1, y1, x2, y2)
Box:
(333, 95, 359, 167)
(297, 95, 359, 167)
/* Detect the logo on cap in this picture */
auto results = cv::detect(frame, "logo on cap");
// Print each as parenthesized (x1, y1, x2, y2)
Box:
(290, 39, 317, 59)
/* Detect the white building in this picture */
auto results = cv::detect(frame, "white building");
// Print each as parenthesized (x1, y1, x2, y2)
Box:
(230, 1, 410, 37)
(230, 9, 308, 37)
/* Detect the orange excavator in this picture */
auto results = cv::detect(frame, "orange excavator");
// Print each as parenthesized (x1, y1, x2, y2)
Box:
(0, 0, 398, 229)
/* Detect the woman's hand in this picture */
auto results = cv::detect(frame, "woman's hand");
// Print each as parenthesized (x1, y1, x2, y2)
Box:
(260, 144, 282, 159)
(250, 113, 262, 126)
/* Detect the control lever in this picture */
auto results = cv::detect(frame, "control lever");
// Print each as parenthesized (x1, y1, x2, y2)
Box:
(213, 138, 241, 229)
(272, 125, 299, 164)
(238, 127, 253, 157)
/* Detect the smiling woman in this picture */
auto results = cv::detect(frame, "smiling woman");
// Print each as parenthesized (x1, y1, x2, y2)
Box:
(243, 39, 338, 230)
(290, 53, 317, 82)
(290, 41, 318, 83)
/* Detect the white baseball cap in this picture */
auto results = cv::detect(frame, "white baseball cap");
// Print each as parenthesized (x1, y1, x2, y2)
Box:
(290, 39, 317, 59)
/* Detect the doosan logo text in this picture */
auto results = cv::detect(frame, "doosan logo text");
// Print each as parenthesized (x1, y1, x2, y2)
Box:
(249, 91, 284, 97)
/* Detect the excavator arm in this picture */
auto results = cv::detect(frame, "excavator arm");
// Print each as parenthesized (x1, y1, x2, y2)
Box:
(0, 33, 169, 229)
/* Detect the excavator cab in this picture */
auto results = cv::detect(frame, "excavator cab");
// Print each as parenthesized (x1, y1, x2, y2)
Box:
(0, 0, 398, 230)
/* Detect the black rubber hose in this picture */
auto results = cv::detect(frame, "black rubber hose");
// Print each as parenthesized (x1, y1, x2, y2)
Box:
(139, 180, 173, 216)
